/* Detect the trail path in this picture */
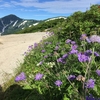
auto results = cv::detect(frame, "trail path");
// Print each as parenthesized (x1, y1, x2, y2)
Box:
(0, 32, 47, 85)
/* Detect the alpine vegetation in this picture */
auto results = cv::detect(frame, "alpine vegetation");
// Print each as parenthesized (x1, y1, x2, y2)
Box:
(14, 32, 100, 100)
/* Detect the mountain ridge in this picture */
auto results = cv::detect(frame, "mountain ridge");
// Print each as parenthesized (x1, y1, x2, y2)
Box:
(0, 14, 67, 35)
(0, 14, 40, 35)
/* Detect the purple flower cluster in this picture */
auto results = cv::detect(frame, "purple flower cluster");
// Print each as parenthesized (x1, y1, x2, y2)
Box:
(85, 79, 95, 88)
(54, 80, 62, 87)
(15, 72, 26, 82)
(89, 35, 100, 43)
(69, 49, 78, 54)
(84, 50, 99, 57)
(69, 43, 78, 54)
(71, 44, 78, 50)
(34, 43, 38, 48)
(34, 73, 43, 80)
(77, 52, 91, 62)
(57, 54, 68, 64)
(84, 50, 92, 56)
(28, 45, 33, 50)
(65, 39, 76, 45)
(80, 34, 100, 43)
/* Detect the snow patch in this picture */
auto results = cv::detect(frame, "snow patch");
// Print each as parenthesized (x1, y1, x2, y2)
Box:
(18, 20, 27, 27)
(33, 22, 39, 26)
(13, 20, 18, 27)
(29, 25, 32, 27)
(45, 17, 67, 22)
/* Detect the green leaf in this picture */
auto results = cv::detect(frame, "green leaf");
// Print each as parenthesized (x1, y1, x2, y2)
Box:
(23, 84, 32, 89)
(93, 85, 97, 92)
(63, 94, 70, 100)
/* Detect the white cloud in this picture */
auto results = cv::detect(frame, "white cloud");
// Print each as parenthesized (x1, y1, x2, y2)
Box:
(20, 0, 39, 3)
(2, 0, 100, 13)
(16, 8, 37, 12)
(0, 2, 12, 7)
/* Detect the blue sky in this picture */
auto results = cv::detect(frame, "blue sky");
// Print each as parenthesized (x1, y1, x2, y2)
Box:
(0, 0, 100, 20)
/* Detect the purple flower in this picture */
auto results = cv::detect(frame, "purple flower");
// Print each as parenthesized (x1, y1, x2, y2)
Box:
(71, 41, 76, 45)
(96, 70, 100, 76)
(54, 80, 62, 87)
(15, 72, 26, 82)
(86, 94, 96, 100)
(94, 52, 99, 57)
(23, 52, 28, 56)
(84, 50, 92, 56)
(85, 79, 95, 88)
(44, 55, 48, 58)
(65, 39, 72, 44)
(41, 50, 45, 53)
(57, 58, 62, 62)
(28, 45, 33, 49)
(69, 49, 78, 54)
(77, 52, 91, 62)
(34, 43, 38, 48)
(62, 54, 68, 59)
(57, 58, 66, 64)
(71, 44, 78, 50)
(86, 37, 91, 43)
(89, 35, 100, 43)
(55, 46, 59, 50)
(80, 34, 87, 40)
(34, 73, 43, 80)
(68, 75, 76, 81)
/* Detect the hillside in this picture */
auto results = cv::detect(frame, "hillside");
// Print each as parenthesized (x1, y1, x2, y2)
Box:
(18, 16, 67, 33)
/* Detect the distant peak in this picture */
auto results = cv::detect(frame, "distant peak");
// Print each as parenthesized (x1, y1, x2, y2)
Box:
(2, 14, 22, 20)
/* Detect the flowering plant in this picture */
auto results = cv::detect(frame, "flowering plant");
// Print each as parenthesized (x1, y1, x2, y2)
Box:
(15, 33, 100, 100)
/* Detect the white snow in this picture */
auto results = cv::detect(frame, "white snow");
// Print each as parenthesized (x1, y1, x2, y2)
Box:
(29, 25, 32, 27)
(45, 17, 67, 22)
(18, 20, 27, 27)
(33, 22, 39, 26)
(13, 20, 18, 27)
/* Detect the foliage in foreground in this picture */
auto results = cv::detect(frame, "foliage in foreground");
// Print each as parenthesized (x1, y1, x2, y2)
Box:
(11, 32, 100, 100)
